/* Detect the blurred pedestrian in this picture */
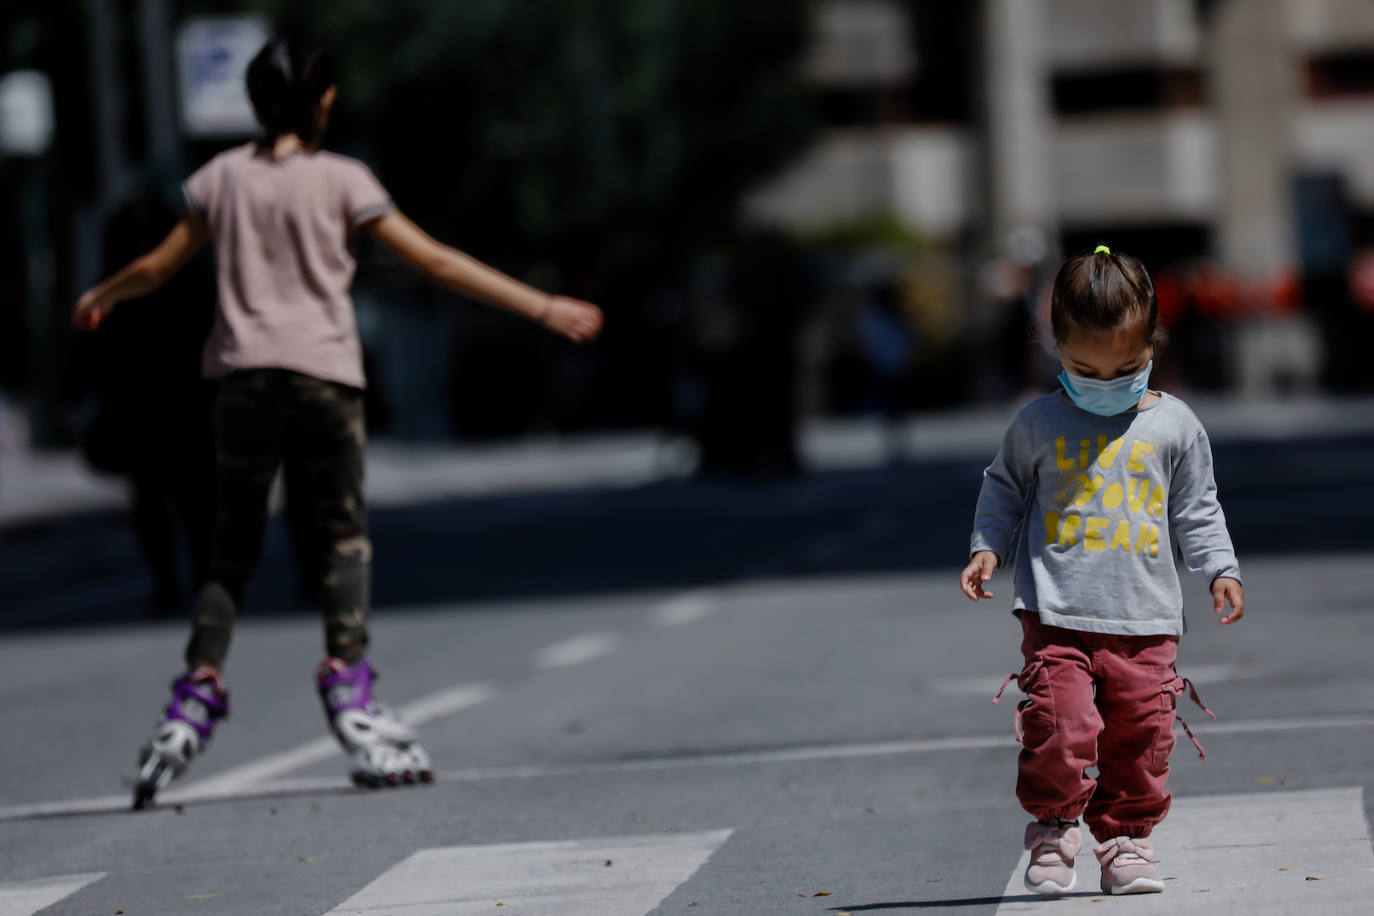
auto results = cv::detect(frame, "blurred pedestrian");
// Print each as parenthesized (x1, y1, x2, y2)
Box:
(960, 245, 1244, 897)
(73, 36, 602, 807)
(79, 188, 216, 613)
(856, 279, 913, 462)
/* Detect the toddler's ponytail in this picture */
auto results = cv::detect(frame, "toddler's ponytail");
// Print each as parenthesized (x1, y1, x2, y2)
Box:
(1049, 245, 1165, 351)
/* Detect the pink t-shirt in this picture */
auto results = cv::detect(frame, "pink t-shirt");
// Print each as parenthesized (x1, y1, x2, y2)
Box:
(183, 143, 395, 389)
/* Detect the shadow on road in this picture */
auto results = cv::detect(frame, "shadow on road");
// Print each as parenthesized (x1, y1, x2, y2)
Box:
(828, 891, 1102, 910)
(4, 433, 1373, 630)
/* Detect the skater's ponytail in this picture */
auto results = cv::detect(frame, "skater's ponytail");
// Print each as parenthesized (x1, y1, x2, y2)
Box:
(246, 38, 336, 145)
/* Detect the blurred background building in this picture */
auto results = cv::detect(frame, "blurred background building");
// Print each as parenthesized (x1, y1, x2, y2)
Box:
(749, 0, 1374, 412)
(1, 0, 1372, 469)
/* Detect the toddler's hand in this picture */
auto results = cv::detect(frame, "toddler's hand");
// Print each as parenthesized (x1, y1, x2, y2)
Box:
(543, 295, 603, 344)
(1212, 576, 1244, 624)
(960, 551, 999, 601)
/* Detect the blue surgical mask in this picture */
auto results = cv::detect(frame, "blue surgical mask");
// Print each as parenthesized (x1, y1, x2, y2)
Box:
(1057, 361, 1153, 416)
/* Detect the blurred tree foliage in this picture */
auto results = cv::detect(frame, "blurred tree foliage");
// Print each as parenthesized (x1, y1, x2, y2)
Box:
(242, 0, 816, 428)
(255, 0, 813, 251)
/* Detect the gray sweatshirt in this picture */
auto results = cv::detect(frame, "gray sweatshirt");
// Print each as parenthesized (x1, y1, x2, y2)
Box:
(970, 390, 1240, 636)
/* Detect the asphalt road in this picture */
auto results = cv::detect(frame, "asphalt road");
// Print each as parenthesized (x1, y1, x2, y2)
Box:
(3, 431, 1374, 915)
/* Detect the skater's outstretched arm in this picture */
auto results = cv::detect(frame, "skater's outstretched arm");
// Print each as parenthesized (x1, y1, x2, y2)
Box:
(73, 215, 211, 331)
(366, 210, 603, 343)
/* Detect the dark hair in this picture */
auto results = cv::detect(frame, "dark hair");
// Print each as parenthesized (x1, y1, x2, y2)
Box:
(245, 38, 336, 143)
(1049, 247, 1165, 350)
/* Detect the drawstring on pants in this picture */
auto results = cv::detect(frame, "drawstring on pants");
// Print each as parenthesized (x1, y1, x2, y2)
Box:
(1174, 676, 1216, 760)
(993, 671, 1217, 757)
(993, 672, 1029, 742)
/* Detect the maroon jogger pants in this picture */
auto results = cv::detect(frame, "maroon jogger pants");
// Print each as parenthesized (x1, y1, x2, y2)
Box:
(1011, 611, 1191, 839)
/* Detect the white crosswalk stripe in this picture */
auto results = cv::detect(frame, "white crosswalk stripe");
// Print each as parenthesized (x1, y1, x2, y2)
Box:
(0, 872, 104, 916)
(6, 789, 1373, 914)
(322, 829, 732, 915)
(996, 787, 1374, 913)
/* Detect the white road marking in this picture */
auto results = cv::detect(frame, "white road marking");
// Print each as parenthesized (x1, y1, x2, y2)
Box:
(7, 713, 1374, 822)
(934, 663, 1250, 697)
(996, 787, 1374, 914)
(161, 681, 494, 801)
(534, 632, 622, 669)
(177, 713, 1374, 799)
(162, 736, 342, 804)
(650, 592, 718, 627)
(0, 872, 104, 916)
(932, 675, 1022, 698)
(393, 682, 500, 727)
(418, 712, 1374, 780)
(322, 829, 732, 915)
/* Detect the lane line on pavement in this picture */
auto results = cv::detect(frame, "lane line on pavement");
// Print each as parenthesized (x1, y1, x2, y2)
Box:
(995, 787, 1373, 913)
(163, 682, 496, 801)
(0, 872, 105, 916)
(161, 712, 1374, 804)
(650, 592, 718, 627)
(0, 681, 499, 821)
(7, 712, 1374, 822)
(321, 829, 732, 915)
(534, 632, 622, 669)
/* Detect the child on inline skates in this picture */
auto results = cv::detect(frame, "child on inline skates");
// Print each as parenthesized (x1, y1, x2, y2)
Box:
(960, 245, 1244, 895)
(74, 37, 603, 807)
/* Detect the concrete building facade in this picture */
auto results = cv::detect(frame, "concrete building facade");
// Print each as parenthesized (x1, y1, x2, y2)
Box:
(750, 0, 1374, 267)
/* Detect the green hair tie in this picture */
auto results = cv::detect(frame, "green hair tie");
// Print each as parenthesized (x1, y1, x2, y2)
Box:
(1094, 244, 1112, 255)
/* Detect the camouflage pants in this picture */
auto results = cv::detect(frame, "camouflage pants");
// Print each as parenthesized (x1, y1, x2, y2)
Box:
(185, 369, 371, 670)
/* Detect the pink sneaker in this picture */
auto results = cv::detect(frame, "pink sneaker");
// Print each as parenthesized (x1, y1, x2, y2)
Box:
(1023, 820, 1082, 894)
(1096, 836, 1164, 894)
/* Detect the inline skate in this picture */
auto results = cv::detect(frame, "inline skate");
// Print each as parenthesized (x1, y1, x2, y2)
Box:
(133, 669, 229, 809)
(316, 657, 432, 787)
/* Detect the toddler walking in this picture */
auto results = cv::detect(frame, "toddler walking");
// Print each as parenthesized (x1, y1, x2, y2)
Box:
(74, 37, 602, 806)
(960, 245, 1244, 895)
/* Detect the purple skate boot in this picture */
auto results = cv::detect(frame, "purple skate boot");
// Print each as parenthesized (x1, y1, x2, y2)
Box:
(316, 658, 433, 788)
(133, 669, 229, 809)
